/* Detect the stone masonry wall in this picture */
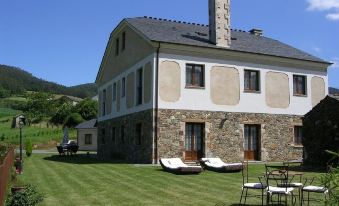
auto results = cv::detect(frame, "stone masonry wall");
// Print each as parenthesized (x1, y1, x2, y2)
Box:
(158, 109, 303, 163)
(97, 109, 153, 163)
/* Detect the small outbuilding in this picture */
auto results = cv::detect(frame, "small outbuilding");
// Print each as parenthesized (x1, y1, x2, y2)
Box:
(75, 119, 98, 151)
(303, 95, 339, 166)
(11, 114, 25, 128)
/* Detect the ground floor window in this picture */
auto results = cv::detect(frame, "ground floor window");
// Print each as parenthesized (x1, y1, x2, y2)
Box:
(85, 134, 92, 145)
(294, 126, 303, 146)
(101, 128, 106, 145)
(244, 125, 261, 161)
(136, 123, 142, 145)
(112, 127, 116, 144)
(185, 123, 204, 161)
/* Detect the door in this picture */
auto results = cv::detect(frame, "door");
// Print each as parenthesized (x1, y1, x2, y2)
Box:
(185, 123, 204, 161)
(244, 125, 261, 161)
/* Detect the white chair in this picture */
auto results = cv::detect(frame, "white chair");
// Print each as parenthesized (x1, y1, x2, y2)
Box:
(301, 177, 329, 205)
(239, 161, 266, 206)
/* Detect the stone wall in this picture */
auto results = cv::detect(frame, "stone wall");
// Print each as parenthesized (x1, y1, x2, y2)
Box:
(97, 109, 153, 163)
(158, 109, 303, 162)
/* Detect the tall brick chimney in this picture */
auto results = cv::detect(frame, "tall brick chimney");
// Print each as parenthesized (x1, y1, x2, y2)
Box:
(209, 0, 231, 48)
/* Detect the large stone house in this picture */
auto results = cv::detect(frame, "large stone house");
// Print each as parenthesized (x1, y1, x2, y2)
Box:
(95, 0, 331, 163)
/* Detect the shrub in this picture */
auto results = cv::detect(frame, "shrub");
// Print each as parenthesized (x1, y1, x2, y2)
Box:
(322, 151, 339, 205)
(25, 138, 32, 157)
(6, 184, 44, 206)
(64, 113, 84, 128)
(0, 134, 5, 141)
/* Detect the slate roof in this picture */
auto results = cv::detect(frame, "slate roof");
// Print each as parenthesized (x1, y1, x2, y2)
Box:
(75, 119, 97, 129)
(126, 17, 330, 64)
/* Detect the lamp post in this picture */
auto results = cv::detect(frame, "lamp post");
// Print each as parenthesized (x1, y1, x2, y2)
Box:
(18, 116, 26, 174)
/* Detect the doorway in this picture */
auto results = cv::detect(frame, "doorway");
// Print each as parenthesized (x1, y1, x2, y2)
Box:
(184, 123, 204, 161)
(244, 125, 261, 161)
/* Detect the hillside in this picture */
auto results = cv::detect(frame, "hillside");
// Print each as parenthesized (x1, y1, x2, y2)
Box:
(0, 64, 97, 98)
(329, 87, 339, 95)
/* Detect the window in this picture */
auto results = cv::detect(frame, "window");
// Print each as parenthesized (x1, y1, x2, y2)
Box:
(85, 134, 92, 145)
(136, 68, 143, 105)
(102, 89, 106, 116)
(244, 70, 260, 92)
(122, 77, 126, 98)
(115, 38, 120, 56)
(121, 125, 125, 144)
(186, 64, 205, 87)
(136, 123, 142, 145)
(293, 75, 307, 96)
(122, 32, 126, 51)
(101, 129, 106, 145)
(112, 127, 116, 144)
(294, 126, 303, 146)
(244, 125, 261, 161)
(113, 83, 117, 102)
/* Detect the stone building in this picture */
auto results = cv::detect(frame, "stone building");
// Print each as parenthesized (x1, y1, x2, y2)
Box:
(95, 0, 331, 163)
(303, 95, 339, 166)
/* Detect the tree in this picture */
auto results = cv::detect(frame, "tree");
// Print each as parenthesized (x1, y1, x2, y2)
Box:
(64, 113, 84, 128)
(74, 99, 98, 120)
(0, 86, 10, 98)
(50, 102, 73, 125)
(24, 92, 56, 123)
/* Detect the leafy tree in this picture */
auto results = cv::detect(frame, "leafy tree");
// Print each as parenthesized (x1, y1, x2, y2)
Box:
(50, 102, 73, 125)
(23, 92, 56, 123)
(0, 86, 10, 98)
(64, 113, 84, 128)
(73, 99, 98, 120)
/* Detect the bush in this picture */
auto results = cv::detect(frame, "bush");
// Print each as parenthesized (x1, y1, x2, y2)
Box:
(6, 184, 44, 206)
(322, 151, 339, 205)
(25, 138, 32, 157)
(64, 113, 84, 128)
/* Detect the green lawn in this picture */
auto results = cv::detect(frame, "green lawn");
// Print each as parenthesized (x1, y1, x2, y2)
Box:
(18, 154, 326, 206)
(0, 108, 76, 147)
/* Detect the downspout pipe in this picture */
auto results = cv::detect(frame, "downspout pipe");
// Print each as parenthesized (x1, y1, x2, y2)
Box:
(153, 42, 161, 164)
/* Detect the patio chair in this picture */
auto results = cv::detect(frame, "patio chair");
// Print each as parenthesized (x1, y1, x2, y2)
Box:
(56, 146, 66, 156)
(301, 177, 329, 206)
(265, 164, 296, 205)
(200, 158, 243, 173)
(159, 158, 203, 174)
(239, 161, 266, 206)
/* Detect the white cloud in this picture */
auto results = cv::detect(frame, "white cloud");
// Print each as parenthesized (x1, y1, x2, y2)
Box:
(307, 0, 339, 11)
(326, 12, 339, 20)
(307, 0, 339, 21)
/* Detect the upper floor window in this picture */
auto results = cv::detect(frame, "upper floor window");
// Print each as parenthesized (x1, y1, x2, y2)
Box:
(186, 64, 205, 88)
(293, 75, 307, 96)
(136, 123, 142, 145)
(244, 70, 260, 92)
(122, 32, 126, 51)
(115, 38, 120, 56)
(294, 126, 303, 146)
(122, 77, 126, 98)
(102, 89, 106, 116)
(136, 68, 143, 105)
(113, 83, 117, 102)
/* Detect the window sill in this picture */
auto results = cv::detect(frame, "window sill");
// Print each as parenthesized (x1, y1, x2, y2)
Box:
(291, 145, 303, 148)
(244, 90, 261, 94)
(293, 94, 308, 97)
(185, 86, 205, 90)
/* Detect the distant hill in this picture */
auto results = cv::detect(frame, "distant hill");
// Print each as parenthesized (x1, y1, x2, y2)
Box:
(0, 65, 97, 99)
(329, 87, 339, 95)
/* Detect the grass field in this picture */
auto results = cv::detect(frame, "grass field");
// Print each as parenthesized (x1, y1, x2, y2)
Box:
(0, 108, 76, 147)
(18, 154, 326, 206)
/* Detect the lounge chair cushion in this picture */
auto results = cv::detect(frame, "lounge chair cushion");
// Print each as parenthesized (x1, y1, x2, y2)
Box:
(267, 186, 294, 195)
(201, 158, 242, 169)
(244, 183, 266, 189)
(303, 186, 328, 193)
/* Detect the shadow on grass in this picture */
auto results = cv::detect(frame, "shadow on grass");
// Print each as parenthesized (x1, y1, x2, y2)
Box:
(43, 154, 128, 165)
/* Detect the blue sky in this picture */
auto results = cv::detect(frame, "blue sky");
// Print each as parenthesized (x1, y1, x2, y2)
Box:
(0, 0, 338, 87)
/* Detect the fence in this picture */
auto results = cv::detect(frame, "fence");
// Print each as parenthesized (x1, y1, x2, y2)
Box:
(0, 147, 14, 206)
